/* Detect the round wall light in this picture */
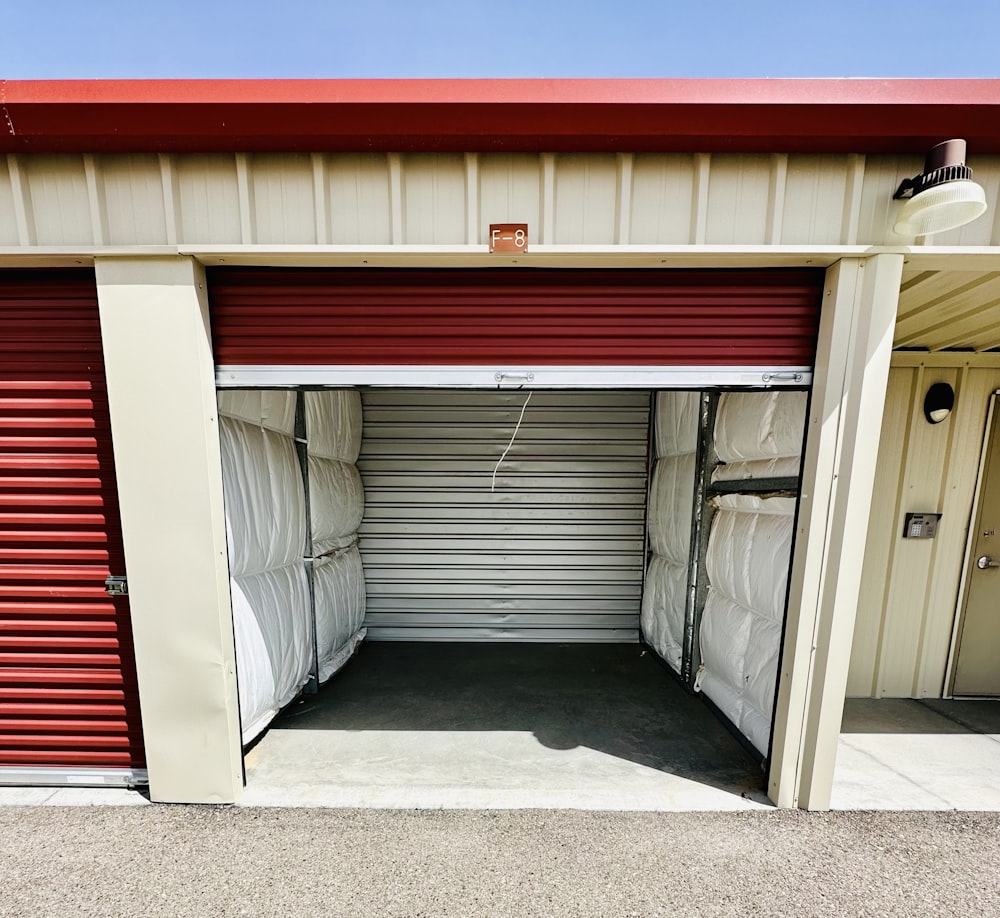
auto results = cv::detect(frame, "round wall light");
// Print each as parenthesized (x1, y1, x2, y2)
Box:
(892, 139, 988, 237)
(924, 382, 955, 424)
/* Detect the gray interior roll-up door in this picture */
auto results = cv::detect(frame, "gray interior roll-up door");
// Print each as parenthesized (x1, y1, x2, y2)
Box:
(357, 389, 650, 641)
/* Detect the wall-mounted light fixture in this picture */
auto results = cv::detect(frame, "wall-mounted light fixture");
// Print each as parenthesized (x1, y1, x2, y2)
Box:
(924, 382, 955, 424)
(893, 139, 988, 237)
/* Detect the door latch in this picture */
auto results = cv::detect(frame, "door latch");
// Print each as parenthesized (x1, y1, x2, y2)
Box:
(977, 556, 1000, 570)
(105, 575, 128, 596)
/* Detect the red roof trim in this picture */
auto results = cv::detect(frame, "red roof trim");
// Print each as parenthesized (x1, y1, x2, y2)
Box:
(4, 79, 1000, 155)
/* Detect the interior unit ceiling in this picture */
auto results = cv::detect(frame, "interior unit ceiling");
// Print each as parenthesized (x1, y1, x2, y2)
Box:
(896, 269, 1000, 353)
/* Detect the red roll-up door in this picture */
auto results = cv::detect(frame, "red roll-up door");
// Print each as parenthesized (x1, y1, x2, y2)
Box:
(209, 268, 823, 367)
(0, 270, 145, 780)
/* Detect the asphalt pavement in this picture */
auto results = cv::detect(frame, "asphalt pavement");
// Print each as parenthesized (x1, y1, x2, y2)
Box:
(2, 807, 998, 917)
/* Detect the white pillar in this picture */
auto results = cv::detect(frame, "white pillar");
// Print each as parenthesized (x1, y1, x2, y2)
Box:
(95, 256, 242, 804)
(768, 254, 904, 810)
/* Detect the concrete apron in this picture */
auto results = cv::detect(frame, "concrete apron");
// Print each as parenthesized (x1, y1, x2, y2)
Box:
(240, 642, 772, 811)
(832, 698, 1000, 811)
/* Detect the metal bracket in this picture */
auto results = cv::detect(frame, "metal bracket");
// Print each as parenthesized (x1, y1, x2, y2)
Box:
(104, 575, 128, 597)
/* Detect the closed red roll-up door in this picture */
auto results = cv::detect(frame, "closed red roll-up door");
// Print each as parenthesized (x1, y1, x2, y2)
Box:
(0, 270, 145, 779)
(209, 268, 823, 367)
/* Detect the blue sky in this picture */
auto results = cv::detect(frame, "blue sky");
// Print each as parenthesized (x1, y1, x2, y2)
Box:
(6, 0, 1000, 78)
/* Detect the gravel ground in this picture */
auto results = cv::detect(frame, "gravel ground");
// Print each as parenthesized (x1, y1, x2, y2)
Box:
(2, 807, 998, 917)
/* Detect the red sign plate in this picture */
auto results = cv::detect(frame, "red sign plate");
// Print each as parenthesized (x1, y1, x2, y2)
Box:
(489, 224, 528, 253)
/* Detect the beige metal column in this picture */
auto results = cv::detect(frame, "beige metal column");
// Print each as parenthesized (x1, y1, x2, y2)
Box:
(769, 254, 904, 810)
(95, 256, 242, 804)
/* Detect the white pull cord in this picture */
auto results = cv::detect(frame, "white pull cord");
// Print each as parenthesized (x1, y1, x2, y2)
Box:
(491, 391, 532, 492)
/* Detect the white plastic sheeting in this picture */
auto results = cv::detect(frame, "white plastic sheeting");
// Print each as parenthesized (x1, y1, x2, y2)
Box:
(306, 390, 367, 681)
(313, 546, 366, 682)
(217, 389, 296, 436)
(305, 389, 362, 463)
(218, 402, 313, 745)
(712, 391, 807, 482)
(695, 494, 796, 756)
(641, 391, 699, 672)
(308, 457, 364, 554)
(219, 419, 306, 576)
(654, 389, 700, 459)
(230, 564, 311, 741)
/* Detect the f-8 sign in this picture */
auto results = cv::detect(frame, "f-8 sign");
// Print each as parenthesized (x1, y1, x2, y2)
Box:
(489, 224, 528, 253)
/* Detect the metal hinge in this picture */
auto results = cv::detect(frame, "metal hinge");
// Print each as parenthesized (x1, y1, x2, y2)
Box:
(104, 575, 128, 597)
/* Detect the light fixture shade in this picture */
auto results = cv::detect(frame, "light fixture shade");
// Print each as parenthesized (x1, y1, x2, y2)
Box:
(892, 139, 989, 237)
(924, 382, 955, 424)
(893, 179, 987, 236)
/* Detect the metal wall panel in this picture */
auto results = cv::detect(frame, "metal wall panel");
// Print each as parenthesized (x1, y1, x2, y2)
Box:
(327, 154, 392, 245)
(176, 155, 241, 244)
(0, 158, 20, 246)
(22, 156, 92, 246)
(251, 154, 316, 245)
(848, 362, 1000, 698)
(209, 268, 823, 368)
(0, 270, 145, 774)
(101, 155, 168, 246)
(357, 389, 649, 641)
(402, 154, 467, 244)
(5, 151, 1000, 248)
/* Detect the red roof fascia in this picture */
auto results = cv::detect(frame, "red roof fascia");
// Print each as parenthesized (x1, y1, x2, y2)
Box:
(3, 79, 1000, 155)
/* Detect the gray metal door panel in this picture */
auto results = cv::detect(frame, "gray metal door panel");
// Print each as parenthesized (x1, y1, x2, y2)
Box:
(358, 389, 650, 641)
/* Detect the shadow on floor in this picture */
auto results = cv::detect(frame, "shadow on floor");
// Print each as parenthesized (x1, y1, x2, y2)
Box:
(841, 698, 1000, 735)
(267, 641, 765, 797)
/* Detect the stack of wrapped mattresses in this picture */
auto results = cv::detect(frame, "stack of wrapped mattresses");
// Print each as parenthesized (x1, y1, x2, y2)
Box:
(218, 389, 366, 745)
(640, 391, 699, 674)
(695, 392, 806, 755)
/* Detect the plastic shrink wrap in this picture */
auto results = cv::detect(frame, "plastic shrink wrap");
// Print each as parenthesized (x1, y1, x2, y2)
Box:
(712, 391, 806, 482)
(218, 403, 312, 744)
(307, 390, 367, 684)
(641, 392, 698, 673)
(696, 494, 795, 755)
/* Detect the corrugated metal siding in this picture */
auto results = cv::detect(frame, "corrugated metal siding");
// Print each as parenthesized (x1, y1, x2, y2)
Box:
(848, 362, 1000, 698)
(0, 270, 144, 771)
(5, 152, 1000, 248)
(209, 268, 822, 367)
(357, 389, 649, 641)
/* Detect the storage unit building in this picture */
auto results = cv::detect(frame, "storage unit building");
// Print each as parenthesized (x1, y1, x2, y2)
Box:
(3, 79, 1000, 808)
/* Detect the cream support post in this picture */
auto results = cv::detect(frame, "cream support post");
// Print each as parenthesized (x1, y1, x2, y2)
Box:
(769, 254, 903, 810)
(95, 256, 243, 803)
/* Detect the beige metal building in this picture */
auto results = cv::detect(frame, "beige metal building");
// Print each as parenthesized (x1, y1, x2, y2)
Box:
(2, 78, 999, 810)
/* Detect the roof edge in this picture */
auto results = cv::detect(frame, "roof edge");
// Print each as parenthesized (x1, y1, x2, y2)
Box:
(4, 78, 1000, 155)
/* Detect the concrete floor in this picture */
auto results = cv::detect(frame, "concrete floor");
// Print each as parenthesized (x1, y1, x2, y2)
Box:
(832, 697, 1000, 810)
(4, 647, 997, 812)
(242, 642, 771, 810)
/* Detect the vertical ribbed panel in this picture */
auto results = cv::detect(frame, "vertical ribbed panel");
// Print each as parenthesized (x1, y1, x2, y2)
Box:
(357, 389, 649, 641)
(0, 270, 144, 772)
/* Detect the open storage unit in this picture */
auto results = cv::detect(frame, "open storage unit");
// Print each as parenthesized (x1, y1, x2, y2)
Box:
(217, 383, 809, 764)
(210, 266, 819, 778)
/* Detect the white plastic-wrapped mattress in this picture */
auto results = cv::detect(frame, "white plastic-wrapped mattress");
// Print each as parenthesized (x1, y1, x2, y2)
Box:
(641, 391, 699, 672)
(712, 391, 807, 482)
(305, 390, 367, 681)
(218, 391, 312, 744)
(695, 493, 796, 755)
